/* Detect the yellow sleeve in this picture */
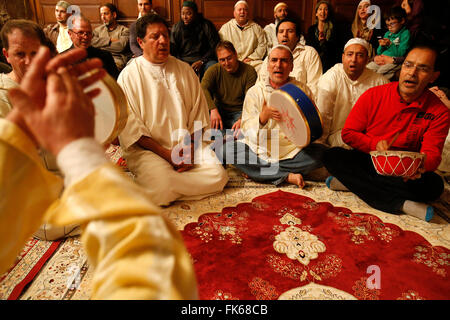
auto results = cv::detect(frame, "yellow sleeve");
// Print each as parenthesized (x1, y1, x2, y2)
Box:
(0, 118, 197, 299)
(44, 161, 198, 300)
(0, 119, 63, 274)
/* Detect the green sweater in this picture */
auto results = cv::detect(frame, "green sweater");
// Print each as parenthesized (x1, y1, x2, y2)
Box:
(377, 27, 410, 58)
(201, 61, 257, 113)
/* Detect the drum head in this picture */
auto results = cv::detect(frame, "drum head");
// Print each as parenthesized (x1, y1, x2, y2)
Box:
(83, 74, 128, 145)
(269, 90, 310, 147)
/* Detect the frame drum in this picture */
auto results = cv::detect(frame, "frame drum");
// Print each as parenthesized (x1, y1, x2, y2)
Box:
(83, 73, 128, 145)
(268, 83, 322, 147)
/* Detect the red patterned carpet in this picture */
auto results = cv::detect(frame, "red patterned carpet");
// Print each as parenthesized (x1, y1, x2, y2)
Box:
(182, 190, 450, 300)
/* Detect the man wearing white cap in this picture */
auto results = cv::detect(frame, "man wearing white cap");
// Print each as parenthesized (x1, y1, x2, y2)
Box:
(216, 45, 326, 188)
(264, 2, 287, 50)
(219, 0, 267, 72)
(324, 45, 449, 222)
(316, 38, 388, 148)
(43, 0, 73, 53)
(258, 17, 322, 99)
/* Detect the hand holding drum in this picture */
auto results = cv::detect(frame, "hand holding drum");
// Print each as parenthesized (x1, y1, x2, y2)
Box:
(268, 83, 323, 147)
(371, 133, 426, 181)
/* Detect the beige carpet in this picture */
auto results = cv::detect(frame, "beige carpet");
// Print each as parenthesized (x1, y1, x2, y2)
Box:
(9, 166, 450, 300)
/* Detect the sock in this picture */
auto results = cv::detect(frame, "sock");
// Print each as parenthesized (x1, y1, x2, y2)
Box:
(325, 176, 349, 191)
(402, 200, 434, 222)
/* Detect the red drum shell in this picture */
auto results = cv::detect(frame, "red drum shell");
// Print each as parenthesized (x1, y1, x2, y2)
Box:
(369, 151, 425, 178)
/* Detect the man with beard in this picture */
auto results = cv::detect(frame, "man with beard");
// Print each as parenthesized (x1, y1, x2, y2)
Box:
(323, 45, 450, 222)
(43, 1, 73, 53)
(264, 2, 290, 50)
(92, 3, 130, 71)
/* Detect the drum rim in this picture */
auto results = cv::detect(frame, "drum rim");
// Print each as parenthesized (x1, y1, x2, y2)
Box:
(369, 150, 425, 158)
(283, 83, 324, 134)
(281, 83, 324, 129)
(274, 84, 323, 148)
(99, 74, 128, 145)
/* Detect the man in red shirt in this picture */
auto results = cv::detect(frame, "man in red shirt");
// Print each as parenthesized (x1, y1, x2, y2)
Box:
(323, 45, 450, 221)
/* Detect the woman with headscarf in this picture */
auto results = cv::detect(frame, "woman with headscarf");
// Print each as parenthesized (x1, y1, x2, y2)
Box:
(350, 0, 384, 59)
(306, 0, 339, 72)
(170, 1, 220, 79)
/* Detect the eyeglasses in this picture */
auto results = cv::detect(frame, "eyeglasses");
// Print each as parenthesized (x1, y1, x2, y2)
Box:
(402, 61, 433, 73)
(386, 21, 399, 27)
(71, 30, 92, 38)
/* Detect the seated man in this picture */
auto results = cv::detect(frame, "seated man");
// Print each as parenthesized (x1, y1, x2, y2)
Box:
(201, 40, 257, 139)
(324, 45, 450, 221)
(1, 46, 197, 299)
(219, 0, 267, 72)
(92, 3, 131, 71)
(129, 0, 158, 57)
(43, 1, 72, 53)
(0, 19, 82, 239)
(316, 38, 388, 148)
(258, 17, 322, 99)
(117, 14, 228, 206)
(66, 15, 119, 79)
(366, 6, 410, 79)
(264, 2, 289, 51)
(170, 1, 220, 79)
(217, 45, 326, 188)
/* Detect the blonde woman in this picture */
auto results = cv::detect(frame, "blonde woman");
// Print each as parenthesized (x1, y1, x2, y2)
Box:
(350, 0, 384, 59)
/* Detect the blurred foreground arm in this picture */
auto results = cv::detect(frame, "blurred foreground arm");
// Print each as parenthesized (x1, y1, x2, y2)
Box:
(0, 47, 197, 299)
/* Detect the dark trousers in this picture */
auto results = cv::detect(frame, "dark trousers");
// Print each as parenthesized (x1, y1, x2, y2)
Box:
(323, 147, 444, 214)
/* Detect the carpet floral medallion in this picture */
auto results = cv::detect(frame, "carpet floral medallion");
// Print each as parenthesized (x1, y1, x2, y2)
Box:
(181, 190, 450, 300)
(4, 166, 449, 300)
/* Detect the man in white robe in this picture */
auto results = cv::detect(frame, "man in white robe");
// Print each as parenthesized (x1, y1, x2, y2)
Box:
(258, 18, 322, 99)
(219, 1, 267, 72)
(316, 38, 388, 148)
(217, 45, 326, 188)
(118, 14, 228, 206)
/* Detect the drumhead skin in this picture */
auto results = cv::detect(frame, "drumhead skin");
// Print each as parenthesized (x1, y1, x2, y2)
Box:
(268, 83, 323, 147)
(83, 73, 128, 145)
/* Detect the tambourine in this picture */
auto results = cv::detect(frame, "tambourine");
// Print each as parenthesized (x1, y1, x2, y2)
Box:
(83, 73, 128, 145)
(268, 83, 323, 147)
(370, 150, 425, 178)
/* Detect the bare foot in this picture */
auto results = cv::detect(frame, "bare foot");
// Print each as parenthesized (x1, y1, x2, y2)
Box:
(287, 173, 305, 188)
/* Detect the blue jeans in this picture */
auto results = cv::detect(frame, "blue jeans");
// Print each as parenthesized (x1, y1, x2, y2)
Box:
(209, 110, 242, 150)
(215, 141, 326, 185)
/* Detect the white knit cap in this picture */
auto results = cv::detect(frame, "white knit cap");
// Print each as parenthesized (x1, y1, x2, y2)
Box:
(344, 38, 370, 53)
(269, 44, 293, 59)
(274, 2, 288, 12)
(234, 0, 248, 8)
